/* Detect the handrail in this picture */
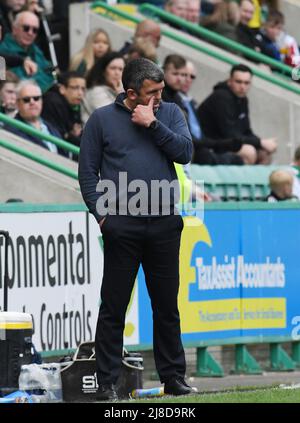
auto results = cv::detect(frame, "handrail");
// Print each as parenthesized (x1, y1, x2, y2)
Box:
(0, 112, 80, 156)
(139, 3, 293, 76)
(90, 2, 300, 96)
(0, 138, 78, 180)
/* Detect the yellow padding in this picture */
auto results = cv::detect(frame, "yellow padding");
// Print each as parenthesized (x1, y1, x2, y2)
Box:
(0, 322, 33, 330)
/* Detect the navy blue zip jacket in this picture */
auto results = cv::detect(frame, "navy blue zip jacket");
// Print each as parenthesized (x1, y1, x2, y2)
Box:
(78, 92, 193, 222)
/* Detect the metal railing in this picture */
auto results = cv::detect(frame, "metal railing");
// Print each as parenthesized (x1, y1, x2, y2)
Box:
(0, 138, 78, 180)
(0, 112, 79, 180)
(139, 3, 294, 76)
(90, 1, 300, 96)
(0, 112, 80, 156)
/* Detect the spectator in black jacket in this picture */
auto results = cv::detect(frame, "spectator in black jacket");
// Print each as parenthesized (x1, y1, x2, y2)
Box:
(163, 55, 243, 164)
(197, 64, 277, 164)
(162, 54, 187, 110)
(42, 71, 86, 158)
(235, 0, 280, 66)
(180, 60, 243, 165)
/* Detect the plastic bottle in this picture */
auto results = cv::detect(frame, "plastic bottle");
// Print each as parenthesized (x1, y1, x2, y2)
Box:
(18, 363, 62, 403)
(29, 394, 51, 403)
(131, 387, 164, 398)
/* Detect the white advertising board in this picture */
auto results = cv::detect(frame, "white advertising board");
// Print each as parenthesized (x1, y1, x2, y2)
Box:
(0, 210, 139, 352)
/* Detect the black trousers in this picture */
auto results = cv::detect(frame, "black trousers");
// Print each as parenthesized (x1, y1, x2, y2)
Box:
(95, 214, 186, 385)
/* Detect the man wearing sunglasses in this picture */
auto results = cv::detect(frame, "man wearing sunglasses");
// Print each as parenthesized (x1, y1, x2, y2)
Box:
(5, 79, 62, 154)
(0, 11, 55, 93)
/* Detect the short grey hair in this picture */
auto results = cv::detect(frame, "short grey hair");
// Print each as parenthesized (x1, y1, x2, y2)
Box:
(16, 79, 42, 99)
(122, 58, 164, 93)
(13, 11, 40, 28)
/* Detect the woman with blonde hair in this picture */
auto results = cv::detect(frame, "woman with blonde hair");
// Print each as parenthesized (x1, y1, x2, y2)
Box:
(69, 29, 112, 76)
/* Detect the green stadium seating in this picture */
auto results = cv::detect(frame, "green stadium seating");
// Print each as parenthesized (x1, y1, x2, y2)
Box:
(190, 164, 292, 201)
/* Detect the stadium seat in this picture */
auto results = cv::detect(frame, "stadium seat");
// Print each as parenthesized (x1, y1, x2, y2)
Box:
(190, 164, 292, 201)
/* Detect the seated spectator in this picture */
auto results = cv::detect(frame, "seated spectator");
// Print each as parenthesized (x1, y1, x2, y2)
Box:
(164, 0, 189, 31)
(162, 54, 187, 109)
(165, 0, 188, 21)
(124, 37, 157, 63)
(0, 11, 55, 93)
(24, 0, 48, 51)
(266, 169, 298, 202)
(186, 0, 201, 24)
(256, 10, 283, 62)
(0, 0, 26, 37)
(197, 63, 277, 164)
(180, 59, 243, 165)
(0, 16, 38, 77)
(235, 0, 280, 64)
(179, 60, 200, 140)
(69, 29, 112, 77)
(119, 19, 161, 57)
(200, 0, 238, 41)
(42, 71, 86, 154)
(275, 12, 300, 67)
(5, 79, 60, 153)
(82, 52, 125, 123)
(0, 70, 19, 118)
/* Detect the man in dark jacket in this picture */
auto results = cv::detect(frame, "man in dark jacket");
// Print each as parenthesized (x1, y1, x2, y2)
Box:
(163, 55, 243, 164)
(79, 58, 195, 401)
(198, 64, 277, 164)
(42, 71, 86, 159)
(5, 79, 63, 153)
(162, 54, 187, 110)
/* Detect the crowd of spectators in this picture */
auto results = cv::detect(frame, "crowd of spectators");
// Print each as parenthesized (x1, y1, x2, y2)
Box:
(0, 0, 299, 201)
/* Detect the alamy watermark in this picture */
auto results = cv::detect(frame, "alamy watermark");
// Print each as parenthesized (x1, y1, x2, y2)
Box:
(95, 172, 205, 225)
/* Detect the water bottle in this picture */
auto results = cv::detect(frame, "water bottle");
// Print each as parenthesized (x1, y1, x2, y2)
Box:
(131, 387, 164, 398)
(19, 363, 62, 403)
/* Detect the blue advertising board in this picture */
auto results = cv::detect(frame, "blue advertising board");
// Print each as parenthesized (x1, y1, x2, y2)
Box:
(137, 206, 300, 346)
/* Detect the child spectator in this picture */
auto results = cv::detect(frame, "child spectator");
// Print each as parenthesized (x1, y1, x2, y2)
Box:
(274, 11, 300, 67)
(266, 169, 298, 202)
(257, 9, 282, 62)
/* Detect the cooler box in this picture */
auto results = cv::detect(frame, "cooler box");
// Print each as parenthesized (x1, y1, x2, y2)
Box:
(0, 312, 33, 395)
(61, 341, 144, 402)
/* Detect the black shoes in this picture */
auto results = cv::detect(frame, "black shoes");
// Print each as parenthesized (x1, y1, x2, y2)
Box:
(164, 377, 197, 396)
(96, 383, 118, 401)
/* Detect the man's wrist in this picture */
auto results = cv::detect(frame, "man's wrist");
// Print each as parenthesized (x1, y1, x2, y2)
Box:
(148, 119, 158, 130)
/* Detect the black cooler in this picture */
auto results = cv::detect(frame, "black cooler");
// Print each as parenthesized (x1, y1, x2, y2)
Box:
(0, 312, 33, 395)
